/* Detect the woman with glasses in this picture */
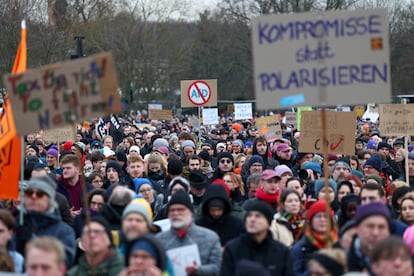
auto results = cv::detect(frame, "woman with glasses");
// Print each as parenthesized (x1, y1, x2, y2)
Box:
(290, 200, 339, 276)
(88, 172, 105, 189)
(134, 178, 164, 219)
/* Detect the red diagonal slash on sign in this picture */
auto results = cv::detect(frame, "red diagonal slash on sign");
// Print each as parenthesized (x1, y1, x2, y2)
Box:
(194, 83, 207, 103)
(330, 137, 344, 151)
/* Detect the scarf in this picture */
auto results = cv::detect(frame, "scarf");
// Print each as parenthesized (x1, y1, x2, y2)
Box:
(281, 210, 305, 237)
(305, 227, 338, 249)
(255, 188, 279, 209)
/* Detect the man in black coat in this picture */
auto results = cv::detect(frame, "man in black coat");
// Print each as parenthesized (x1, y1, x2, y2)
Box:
(196, 184, 245, 247)
(220, 200, 295, 275)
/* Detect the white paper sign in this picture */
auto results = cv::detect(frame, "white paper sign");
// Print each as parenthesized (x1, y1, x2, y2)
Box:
(202, 108, 219, 125)
(166, 244, 201, 276)
(363, 103, 379, 122)
(234, 103, 253, 120)
(148, 104, 162, 110)
(252, 9, 391, 109)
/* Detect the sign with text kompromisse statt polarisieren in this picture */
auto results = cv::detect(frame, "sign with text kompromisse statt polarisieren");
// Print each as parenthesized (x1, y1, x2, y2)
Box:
(252, 9, 391, 110)
(300, 110, 356, 155)
(3, 52, 121, 135)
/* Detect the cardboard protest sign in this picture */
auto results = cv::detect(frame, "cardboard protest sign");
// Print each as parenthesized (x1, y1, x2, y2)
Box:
(252, 9, 391, 109)
(285, 112, 297, 128)
(379, 104, 414, 136)
(300, 111, 356, 155)
(43, 126, 75, 143)
(202, 108, 219, 125)
(180, 79, 217, 108)
(3, 52, 121, 135)
(256, 116, 282, 142)
(234, 103, 253, 120)
(148, 109, 172, 120)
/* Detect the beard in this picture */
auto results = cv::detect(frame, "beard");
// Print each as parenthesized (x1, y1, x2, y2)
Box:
(170, 214, 193, 230)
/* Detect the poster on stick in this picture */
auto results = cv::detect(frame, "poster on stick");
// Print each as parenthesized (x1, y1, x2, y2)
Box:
(379, 104, 414, 136)
(148, 109, 172, 121)
(3, 52, 122, 135)
(43, 126, 75, 143)
(256, 116, 282, 142)
(300, 111, 356, 155)
(202, 108, 219, 125)
(234, 103, 253, 120)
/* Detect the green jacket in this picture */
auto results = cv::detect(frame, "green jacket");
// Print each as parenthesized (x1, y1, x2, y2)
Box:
(67, 250, 124, 276)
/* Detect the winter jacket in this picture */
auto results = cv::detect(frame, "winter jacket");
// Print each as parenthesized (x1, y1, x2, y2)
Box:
(15, 211, 76, 267)
(99, 203, 125, 231)
(347, 236, 373, 274)
(220, 232, 294, 276)
(156, 222, 222, 275)
(269, 214, 295, 247)
(67, 249, 124, 276)
(196, 185, 245, 246)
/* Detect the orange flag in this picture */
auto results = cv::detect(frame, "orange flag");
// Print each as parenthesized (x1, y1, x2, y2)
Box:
(0, 20, 26, 199)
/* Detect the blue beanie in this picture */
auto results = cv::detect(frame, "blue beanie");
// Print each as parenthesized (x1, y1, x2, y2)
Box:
(133, 178, 153, 193)
(303, 162, 322, 175)
(130, 239, 159, 260)
(247, 155, 264, 169)
(314, 179, 337, 196)
(364, 154, 382, 172)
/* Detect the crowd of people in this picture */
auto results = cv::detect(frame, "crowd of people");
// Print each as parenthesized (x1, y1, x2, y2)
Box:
(0, 114, 414, 275)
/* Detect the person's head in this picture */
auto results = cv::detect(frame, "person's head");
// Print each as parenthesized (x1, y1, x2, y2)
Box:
(254, 136, 268, 156)
(363, 154, 382, 176)
(217, 152, 234, 172)
(234, 154, 247, 169)
(147, 152, 167, 174)
(88, 188, 106, 213)
(106, 160, 122, 184)
(88, 172, 104, 188)
(355, 201, 391, 256)
(409, 152, 414, 177)
(127, 155, 146, 178)
(306, 200, 331, 234)
(122, 198, 153, 241)
(181, 140, 196, 160)
(340, 195, 361, 220)
(400, 196, 414, 225)
(189, 170, 207, 197)
(246, 173, 261, 199)
(350, 155, 360, 171)
(125, 235, 167, 274)
(314, 179, 337, 203)
(279, 188, 302, 216)
(187, 155, 201, 171)
(0, 209, 15, 250)
(395, 148, 406, 163)
(25, 237, 66, 276)
(360, 183, 385, 204)
(274, 165, 293, 186)
(357, 150, 372, 167)
(276, 143, 292, 160)
(377, 142, 391, 156)
(133, 178, 154, 202)
(167, 158, 183, 177)
(167, 190, 194, 230)
(60, 154, 81, 181)
(168, 176, 190, 195)
(260, 169, 281, 194)
(108, 186, 135, 207)
(336, 180, 354, 204)
(244, 200, 274, 236)
(308, 249, 348, 276)
(332, 160, 352, 182)
(81, 216, 113, 256)
(46, 147, 58, 167)
(296, 152, 314, 165)
(102, 135, 114, 149)
(371, 236, 413, 276)
(349, 173, 363, 195)
(247, 155, 264, 175)
(207, 197, 226, 220)
(24, 175, 57, 213)
(286, 177, 305, 198)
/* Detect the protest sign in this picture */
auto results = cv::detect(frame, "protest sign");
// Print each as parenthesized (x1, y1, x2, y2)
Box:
(202, 108, 219, 125)
(148, 109, 172, 120)
(148, 103, 162, 110)
(167, 244, 201, 276)
(379, 104, 414, 136)
(180, 79, 217, 108)
(285, 112, 297, 128)
(362, 103, 379, 122)
(0, 136, 21, 199)
(3, 52, 121, 135)
(300, 111, 356, 155)
(234, 103, 253, 120)
(252, 9, 391, 109)
(296, 106, 312, 131)
(43, 126, 75, 143)
(256, 116, 282, 142)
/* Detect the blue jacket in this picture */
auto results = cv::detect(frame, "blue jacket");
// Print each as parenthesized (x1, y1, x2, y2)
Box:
(15, 211, 76, 267)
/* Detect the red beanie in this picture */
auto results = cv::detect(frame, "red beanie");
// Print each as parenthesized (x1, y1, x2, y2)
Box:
(306, 200, 329, 221)
(63, 141, 73, 151)
(212, 179, 230, 196)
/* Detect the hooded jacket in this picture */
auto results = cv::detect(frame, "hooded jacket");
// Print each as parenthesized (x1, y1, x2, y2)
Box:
(196, 185, 245, 246)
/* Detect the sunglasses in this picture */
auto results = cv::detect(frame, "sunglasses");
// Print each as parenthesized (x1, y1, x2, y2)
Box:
(220, 159, 232, 164)
(25, 189, 47, 198)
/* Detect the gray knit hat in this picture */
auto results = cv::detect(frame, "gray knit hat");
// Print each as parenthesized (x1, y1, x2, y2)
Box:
(26, 175, 57, 199)
(122, 198, 153, 226)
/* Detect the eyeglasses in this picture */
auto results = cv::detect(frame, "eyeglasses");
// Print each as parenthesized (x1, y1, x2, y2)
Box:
(82, 229, 106, 236)
(313, 213, 327, 219)
(25, 189, 47, 198)
(139, 188, 152, 194)
(220, 159, 232, 164)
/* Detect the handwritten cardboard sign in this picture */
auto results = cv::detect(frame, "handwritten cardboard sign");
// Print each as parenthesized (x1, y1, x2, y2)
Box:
(379, 104, 414, 136)
(300, 110, 356, 155)
(148, 109, 172, 120)
(3, 52, 121, 135)
(234, 103, 253, 120)
(256, 116, 282, 142)
(285, 112, 297, 128)
(43, 126, 75, 143)
(252, 9, 391, 109)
